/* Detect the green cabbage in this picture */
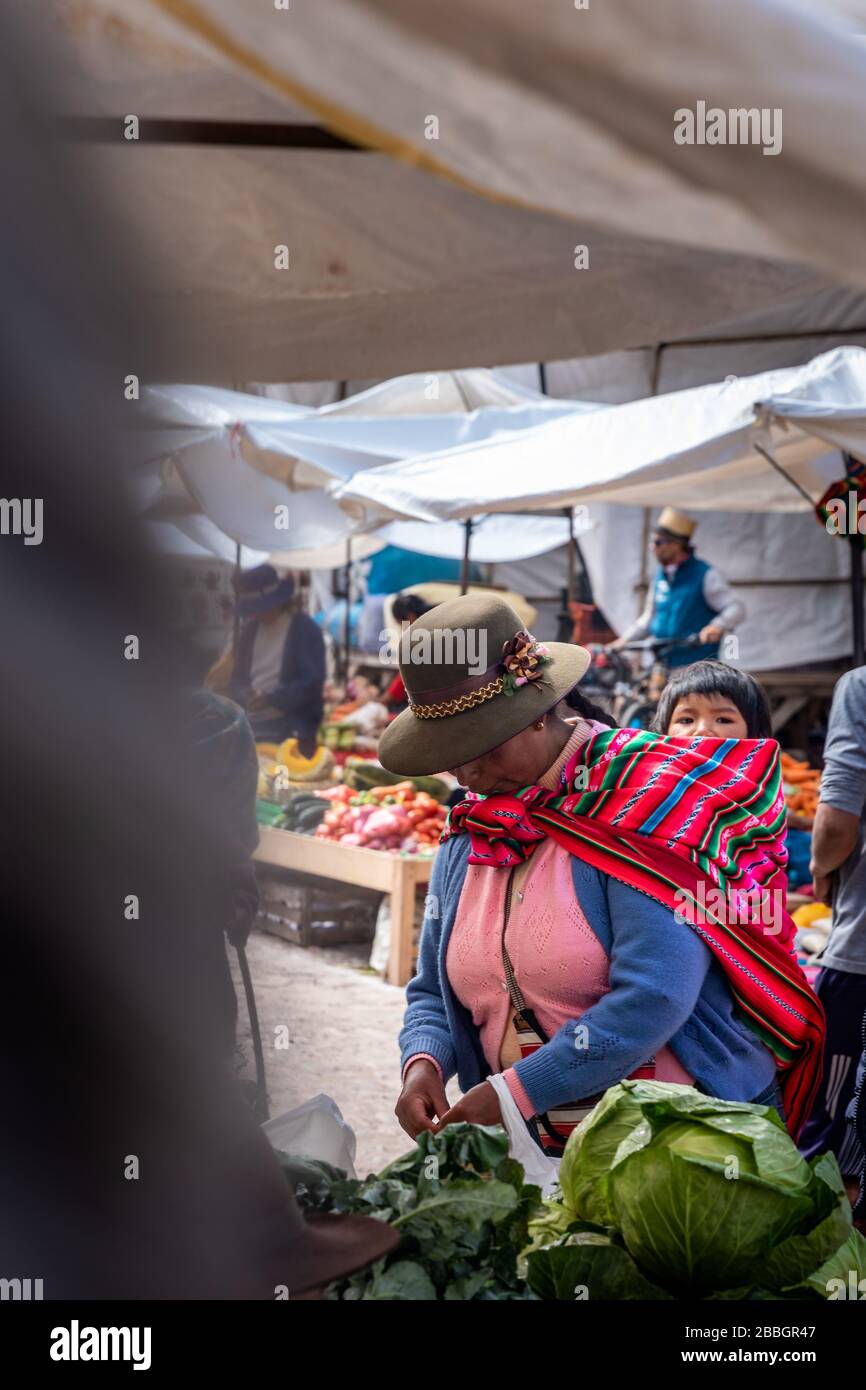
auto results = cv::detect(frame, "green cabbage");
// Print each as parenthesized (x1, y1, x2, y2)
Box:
(556, 1082, 859, 1296)
(558, 1079, 686, 1226)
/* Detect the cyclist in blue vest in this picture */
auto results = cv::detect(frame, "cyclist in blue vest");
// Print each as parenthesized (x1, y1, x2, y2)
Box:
(609, 507, 745, 668)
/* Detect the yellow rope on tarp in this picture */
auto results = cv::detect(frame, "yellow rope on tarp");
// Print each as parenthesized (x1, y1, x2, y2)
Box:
(146, 0, 538, 214)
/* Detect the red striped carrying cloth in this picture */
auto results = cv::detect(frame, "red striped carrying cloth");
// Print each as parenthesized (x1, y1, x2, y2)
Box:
(443, 728, 825, 1139)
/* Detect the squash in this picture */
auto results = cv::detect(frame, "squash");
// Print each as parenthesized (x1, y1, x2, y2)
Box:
(277, 741, 335, 783)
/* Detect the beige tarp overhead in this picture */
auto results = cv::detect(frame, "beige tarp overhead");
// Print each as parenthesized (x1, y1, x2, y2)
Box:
(54, 0, 866, 381)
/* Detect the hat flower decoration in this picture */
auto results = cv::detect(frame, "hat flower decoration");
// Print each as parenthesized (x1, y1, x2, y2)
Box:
(500, 630, 551, 695)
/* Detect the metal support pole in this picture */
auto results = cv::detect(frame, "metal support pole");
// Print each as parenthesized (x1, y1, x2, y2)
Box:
(460, 519, 474, 595)
(566, 506, 576, 605)
(849, 533, 864, 668)
(232, 541, 242, 653)
(342, 535, 352, 678)
(842, 454, 865, 668)
(235, 943, 269, 1123)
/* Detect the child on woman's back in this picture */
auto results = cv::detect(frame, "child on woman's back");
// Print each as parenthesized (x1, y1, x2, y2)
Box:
(653, 659, 772, 740)
(654, 660, 791, 947)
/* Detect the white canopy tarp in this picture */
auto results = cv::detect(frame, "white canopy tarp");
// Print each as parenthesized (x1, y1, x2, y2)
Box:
(137, 370, 586, 558)
(337, 347, 866, 670)
(337, 347, 866, 520)
(380, 515, 571, 564)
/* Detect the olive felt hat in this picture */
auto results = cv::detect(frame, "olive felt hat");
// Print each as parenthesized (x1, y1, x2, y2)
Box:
(378, 594, 592, 777)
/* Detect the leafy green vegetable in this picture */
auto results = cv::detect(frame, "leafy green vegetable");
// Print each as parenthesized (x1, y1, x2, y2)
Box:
(760, 1153, 852, 1291)
(559, 1080, 685, 1225)
(274, 1153, 351, 1213)
(611, 1144, 813, 1291)
(280, 1097, 866, 1301)
(550, 1082, 866, 1298)
(527, 1236, 674, 1300)
(342, 1260, 437, 1301)
(606, 1091, 814, 1291)
(282, 1122, 542, 1300)
(806, 1229, 866, 1298)
(524, 1196, 584, 1255)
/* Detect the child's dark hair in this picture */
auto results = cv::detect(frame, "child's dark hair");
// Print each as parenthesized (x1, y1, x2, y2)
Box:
(392, 591, 432, 624)
(564, 685, 618, 728)
(652, 660, 772, 739)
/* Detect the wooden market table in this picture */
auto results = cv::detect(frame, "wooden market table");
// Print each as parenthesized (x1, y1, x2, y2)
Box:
(254, 827, 434, 986)
(747, 666, 843, 736)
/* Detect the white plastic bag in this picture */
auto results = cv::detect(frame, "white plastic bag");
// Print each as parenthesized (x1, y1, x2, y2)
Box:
(486, 1073, 561, 1197)
(262, 1093, 357, 1178)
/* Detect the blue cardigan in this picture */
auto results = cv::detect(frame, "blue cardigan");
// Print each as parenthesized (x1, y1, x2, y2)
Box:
(400, 835, 777, 1116)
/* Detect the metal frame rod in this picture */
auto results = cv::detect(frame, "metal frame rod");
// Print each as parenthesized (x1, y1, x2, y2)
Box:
(566, 506, 576, 605)
(460, 519, 474, 595)
(342, 535, 352, 678)
(843, 454, 865, 668)
(232, 541, 242, 654)
(68, 117, 364, 150)
(849, 532, 865, 668)
(753, 441, 819, 508)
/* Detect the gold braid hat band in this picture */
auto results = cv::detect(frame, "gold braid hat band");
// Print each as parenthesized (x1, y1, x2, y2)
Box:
(407, 630, 553, 720)
(409, 676, 505, 719)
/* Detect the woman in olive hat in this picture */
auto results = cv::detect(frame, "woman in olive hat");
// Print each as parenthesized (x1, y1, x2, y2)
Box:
(385, 595, 821, 1155)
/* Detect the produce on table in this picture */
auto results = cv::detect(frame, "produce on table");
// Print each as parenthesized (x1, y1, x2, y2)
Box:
(322, 722, 361, 751)
(528, 1081, 866, 1300)
(255, 740, 336, 803)
(275, 739, 334, 781)
(255, 798, 288, 828)
(343, 757, 450, 803)
(280, 1123, 542, 1300)
(279, 1085, 866, 1300)
(277, 794, 328, 834)
(324, 675, 384, 727)
(780, 752, 821, 825)
(333, 700, 390, 736)
(313, 781, 447, 852)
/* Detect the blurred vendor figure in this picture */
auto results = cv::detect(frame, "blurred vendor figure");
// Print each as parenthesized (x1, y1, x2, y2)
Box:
(209, 564, 325, 757)
(608, 507, 745, 668)
(383, 592, 433, 711)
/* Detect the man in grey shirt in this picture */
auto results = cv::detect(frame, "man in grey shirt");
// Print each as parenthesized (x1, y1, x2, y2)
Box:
(800, 665, 866, 1181)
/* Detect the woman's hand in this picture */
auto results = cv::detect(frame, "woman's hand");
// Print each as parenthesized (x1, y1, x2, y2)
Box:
(437, 1080, 503, 1131)
(395, 1059, 450, 1139)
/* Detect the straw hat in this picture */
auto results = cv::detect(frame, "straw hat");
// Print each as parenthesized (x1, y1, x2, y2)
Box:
(378, 594, 591, 777)
(655, 507, 697, 540)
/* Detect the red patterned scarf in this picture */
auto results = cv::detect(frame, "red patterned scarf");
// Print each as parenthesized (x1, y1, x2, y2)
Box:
(443, 728, 824, 1138)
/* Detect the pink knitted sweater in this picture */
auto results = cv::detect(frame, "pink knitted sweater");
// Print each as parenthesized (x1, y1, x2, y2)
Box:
(405, 720, 693, 1118)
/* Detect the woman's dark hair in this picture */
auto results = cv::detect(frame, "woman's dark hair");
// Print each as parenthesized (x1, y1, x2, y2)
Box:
(392, 592, 432, 624)
(652, 660, 773, 739)
(564, 685, 617, 728)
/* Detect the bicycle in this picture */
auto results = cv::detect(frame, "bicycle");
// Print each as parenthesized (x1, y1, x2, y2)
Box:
(585, 633, 704, 729)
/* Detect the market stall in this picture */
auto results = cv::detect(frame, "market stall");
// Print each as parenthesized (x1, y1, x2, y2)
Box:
(252, 735, 450, 985)
(139, 374, 593, 986)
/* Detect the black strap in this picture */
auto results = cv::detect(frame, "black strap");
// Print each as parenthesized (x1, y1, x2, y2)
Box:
(500, 868, 566, 1145)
